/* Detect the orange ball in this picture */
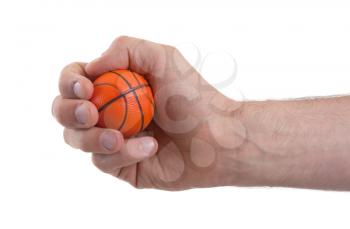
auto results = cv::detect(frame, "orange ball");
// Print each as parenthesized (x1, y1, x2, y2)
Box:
(90, 69, 154, 138)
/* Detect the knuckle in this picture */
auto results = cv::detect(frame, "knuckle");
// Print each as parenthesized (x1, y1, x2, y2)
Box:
(92, 154, 107, 169)
(55, 112, 65, 124)
(165, 45, 178, 53)
(60, 62, 76, 76)
(60, 62, 85, 80)
(63, 128, 72, 145)
(58, 78, 70, 96)
(51, 95, 60, 117)
(59, 62, 81, 95)
(53, 102, 65, 124)
(78, 138, 91, 152)
(62, 62, 81, 72)
(113, 35, 129, 45)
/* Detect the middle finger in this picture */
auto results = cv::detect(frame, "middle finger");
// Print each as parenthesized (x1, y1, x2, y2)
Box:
(52, 96, 98, 129)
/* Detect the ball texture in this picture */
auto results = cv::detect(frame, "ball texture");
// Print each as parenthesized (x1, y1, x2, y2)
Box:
(90, 69, 154, 138)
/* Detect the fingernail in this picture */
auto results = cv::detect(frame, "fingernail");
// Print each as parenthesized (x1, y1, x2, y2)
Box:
(139, 138, 156, 156)
(73, 82, 84, 98)
(100, 131, 119, 151)
(75, 103, 89, 125)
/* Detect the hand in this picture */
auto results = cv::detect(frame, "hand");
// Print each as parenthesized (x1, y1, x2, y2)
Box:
(53, 36, 350, 191)
(52, 36, 246, 190)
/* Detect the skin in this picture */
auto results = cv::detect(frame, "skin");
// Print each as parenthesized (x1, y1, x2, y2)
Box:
(52, 36, 350, 191)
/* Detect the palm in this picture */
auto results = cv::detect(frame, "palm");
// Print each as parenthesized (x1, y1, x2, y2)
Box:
(112, 77, 225, 190)
(113, 80, 200, 190)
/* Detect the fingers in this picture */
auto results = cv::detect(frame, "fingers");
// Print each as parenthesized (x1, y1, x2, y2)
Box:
(92, 136, 158, 173)
(64, 127, 158, 171)
(64, 127, 124, 154)
(64, 126, 158, 172)
(52, 96, 98, 128)
(59, 62, 94, 99)
(85, 36, 167, 79)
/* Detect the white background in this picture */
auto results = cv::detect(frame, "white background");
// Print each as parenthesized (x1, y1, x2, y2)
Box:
(1, 0, 350, 228)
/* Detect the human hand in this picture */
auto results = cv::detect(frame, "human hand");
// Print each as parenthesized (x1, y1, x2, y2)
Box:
(53, 36, 350, 191)
(52, 36, 246, 190)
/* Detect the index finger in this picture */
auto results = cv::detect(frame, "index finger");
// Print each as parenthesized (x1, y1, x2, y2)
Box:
(59, 62, 94, 99)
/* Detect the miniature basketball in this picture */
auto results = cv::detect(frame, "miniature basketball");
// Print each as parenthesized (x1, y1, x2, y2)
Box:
(90, 69, 154, 138)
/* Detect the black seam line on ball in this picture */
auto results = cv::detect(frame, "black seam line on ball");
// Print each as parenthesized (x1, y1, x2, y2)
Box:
(95, 83, 128, 131)
(94, 83, 119, 90)
(131, 71, 141, 188)
(131, 71, 141, 85)
(131, 71, 155, 107)
(111, 71, 145, 132)
(118, 95, 128, 131)
(97, 83, 150, 112)
(95, 82, 125, 112)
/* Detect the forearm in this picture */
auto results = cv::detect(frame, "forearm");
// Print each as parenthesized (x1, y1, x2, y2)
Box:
(235, 96, 350, 190)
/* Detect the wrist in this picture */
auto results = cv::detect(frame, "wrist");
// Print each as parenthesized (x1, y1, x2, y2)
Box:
(214, 99, 302, 187)
(233, 100, 287, 187)
(205, 96, 259, 187)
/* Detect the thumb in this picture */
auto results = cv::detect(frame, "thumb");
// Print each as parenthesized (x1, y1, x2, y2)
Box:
(85, 46, 129, 79)
(85, 36, 164, 79)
